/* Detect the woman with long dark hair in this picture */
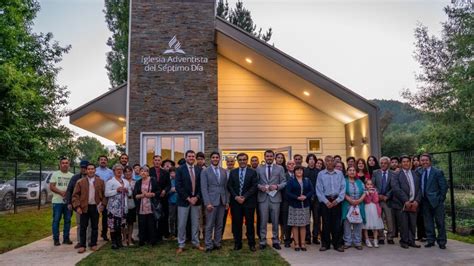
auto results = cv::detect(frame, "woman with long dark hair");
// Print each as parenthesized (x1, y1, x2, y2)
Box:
(355, 158, 370, 183)
(275, 153, 287, 173)
(367, 156, 380, 177)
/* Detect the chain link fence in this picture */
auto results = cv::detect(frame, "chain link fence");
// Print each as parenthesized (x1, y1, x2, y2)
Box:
(0, 161, 78, 214)
(432, 150, 474, 235)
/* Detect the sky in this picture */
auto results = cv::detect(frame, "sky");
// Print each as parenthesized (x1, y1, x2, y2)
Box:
(32, 0, 451, 145)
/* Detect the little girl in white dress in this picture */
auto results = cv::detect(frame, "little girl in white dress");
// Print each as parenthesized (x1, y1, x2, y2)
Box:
(363, 179, 384, 247)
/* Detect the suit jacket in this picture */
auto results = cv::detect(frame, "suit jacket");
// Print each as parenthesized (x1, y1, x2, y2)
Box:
(227, 167, 258, 208)
(133, 177, 159, 212)
(200, 165, 229, 207)
(391, 169, 421, 210)
(149, 167, 171, 194)
(372, 169, 395, 199)
(419, 167, 448, 208)
(285, 177, 314, 208)
(256, 164, 287, 203)
(175, 164, 202, 207)
(72, 176, 107, 213)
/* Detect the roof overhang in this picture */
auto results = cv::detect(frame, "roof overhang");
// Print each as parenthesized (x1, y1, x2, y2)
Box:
(68, 84, 127, 144)
(215, 17, 378, 124)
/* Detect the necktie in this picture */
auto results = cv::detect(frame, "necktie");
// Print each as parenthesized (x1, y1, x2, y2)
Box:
(189, 166, 195, 195)
(214, 167, 220, 183)
(381, 171, 387, 195)
(267, 165, 271, 181)
(239, 169, 245, 195)
(423, 169, 428, 196)
(406, 170, 414, 199)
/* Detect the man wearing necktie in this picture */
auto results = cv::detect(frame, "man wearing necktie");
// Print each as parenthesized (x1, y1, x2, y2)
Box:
(200, 152, 228, 252)
(176, 150, 204, 254)
(372, 156, 395, 245)
(256, 150, 287, 250)
(419, 153, 448, 249)
(391, 155, 421, 249)
(227, 153, 258, 251)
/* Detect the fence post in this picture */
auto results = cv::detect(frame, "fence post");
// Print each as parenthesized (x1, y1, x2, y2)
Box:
(14, 161, 18, 214)
(448, 152, 456, 233)
(38, 162, 42, 210)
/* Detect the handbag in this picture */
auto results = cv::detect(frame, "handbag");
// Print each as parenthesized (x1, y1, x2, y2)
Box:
(147, 180, 162, 220)
(347, 205, 363, 224)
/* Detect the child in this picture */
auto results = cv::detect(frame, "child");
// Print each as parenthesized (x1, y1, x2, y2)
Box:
(168, 167, 178, 239)
(363, 179, 384, 247)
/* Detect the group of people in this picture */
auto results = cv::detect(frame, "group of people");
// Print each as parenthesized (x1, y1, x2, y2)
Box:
(48, 150, 448, 255)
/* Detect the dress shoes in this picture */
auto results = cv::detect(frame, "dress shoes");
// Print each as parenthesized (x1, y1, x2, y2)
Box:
(284, 243, 291, 248)
(205, 248, 212, 253)
(313, 238, 320, 245)
(90, 246, 98, 251)
(234, 244, 242, 250)
(378, 239, 385, 245)
(439, 244, 446, 249)
(387, 239, 395, 245)
(259, 244, 266, 250)
(425, 242, 435, 248)
(319, 246, 329, 252)
(272, 243, 281, 250)
(249, 246, 257, 252)
(335, 247, 345, 252)
(409, 243, 421, 248)
(77, 247, 86, 254)
(63, 239, 73, 245)
(193, 245, 205, 251)
(176, 248, 184, 254)
(400, 243, 409, 249)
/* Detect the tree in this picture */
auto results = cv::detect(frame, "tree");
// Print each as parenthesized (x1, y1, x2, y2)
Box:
(0, 0, 73, 162)
(402, 3, 473, 151)
(75, 136, 109, 162)
(217, 0, 272, 42)
(104, 0, 129, 88)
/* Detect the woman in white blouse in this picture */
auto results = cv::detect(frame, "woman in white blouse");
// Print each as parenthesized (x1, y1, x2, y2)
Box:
(105, 164, 132, 249)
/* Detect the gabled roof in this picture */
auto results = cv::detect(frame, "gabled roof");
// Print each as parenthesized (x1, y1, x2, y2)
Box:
(215, 17, 379, 122)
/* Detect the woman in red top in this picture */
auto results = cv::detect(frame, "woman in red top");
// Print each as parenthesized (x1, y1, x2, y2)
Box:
(355, 158, 371, 183)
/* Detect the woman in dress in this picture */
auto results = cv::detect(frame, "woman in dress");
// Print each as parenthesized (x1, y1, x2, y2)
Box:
(133, 165, 160, 246)
(105, 164, 132, 249)
(285, 165, 314, 251)
(123, 166, 136, 246)
(341, 166, 366, 250)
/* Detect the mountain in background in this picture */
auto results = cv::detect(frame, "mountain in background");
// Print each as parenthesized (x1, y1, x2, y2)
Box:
(370, 99, 429, 157)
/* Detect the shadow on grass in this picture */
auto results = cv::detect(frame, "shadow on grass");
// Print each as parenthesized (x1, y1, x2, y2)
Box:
(78, 239, 289, 266)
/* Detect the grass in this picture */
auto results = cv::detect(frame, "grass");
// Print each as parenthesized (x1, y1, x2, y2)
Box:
(78, 240, 289, 266)
(448, 232, 474, 245)
(0, 206, 76, 254)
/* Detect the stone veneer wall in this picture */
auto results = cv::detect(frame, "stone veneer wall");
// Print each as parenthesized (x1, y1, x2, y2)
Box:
(127, 0, 218, 163)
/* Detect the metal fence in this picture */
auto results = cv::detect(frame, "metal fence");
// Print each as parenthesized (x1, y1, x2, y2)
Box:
(0, 161, 78, 214)
(431, 150, 474, 234)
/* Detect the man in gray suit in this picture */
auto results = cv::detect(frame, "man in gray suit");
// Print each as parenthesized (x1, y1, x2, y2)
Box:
(256, 150, 287, 250)
(372, 156, 396, 245)
(200, 151, 228, 252)
(391, 155, 422, 249)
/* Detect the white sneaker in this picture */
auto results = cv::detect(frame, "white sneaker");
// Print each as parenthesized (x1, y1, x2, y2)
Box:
(366, 239, 373, 248)
(374, 239, 379, 248)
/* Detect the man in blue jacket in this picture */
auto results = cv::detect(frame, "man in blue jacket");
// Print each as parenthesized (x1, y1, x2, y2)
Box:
(419, 153, 448, 249)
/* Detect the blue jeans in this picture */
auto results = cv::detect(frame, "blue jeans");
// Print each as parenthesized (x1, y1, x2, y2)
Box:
(52, 203, 72, 241)
(343, 219, 363, 246)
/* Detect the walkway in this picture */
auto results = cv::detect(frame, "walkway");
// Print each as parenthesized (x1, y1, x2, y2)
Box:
(276, 239, 474, 266)
(0, 226, 107, 266)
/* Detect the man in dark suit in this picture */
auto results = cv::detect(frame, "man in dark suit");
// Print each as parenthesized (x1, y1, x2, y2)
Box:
(175, 150, 204, 254)
(419, 153, 448, 249)
(372, 156, 396, 245)
(227, 153, 258, 252)
(391, 155, 422, 249)
(149, 155, 171, 241)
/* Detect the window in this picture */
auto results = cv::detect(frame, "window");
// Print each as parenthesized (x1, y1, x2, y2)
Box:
(307, 138, 322, 154)
(141, 132, 204, 165)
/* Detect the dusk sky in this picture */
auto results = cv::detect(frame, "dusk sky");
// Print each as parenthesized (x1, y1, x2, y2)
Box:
(33, 0, 450, 145)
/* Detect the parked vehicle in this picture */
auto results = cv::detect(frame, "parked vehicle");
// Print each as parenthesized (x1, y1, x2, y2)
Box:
(0, 180, 14, 210)
(8, 171, 55, 205)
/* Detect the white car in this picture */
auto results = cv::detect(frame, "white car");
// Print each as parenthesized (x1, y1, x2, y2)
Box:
(9, 171, 54, 205)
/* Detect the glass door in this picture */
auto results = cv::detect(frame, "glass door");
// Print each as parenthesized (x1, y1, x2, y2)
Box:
(142, 133, 204, 166)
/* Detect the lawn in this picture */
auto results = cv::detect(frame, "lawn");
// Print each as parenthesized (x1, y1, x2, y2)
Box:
(0, 207, 75, 254)
(447, 232, 474, 245)
(78, 240, 289, 266)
